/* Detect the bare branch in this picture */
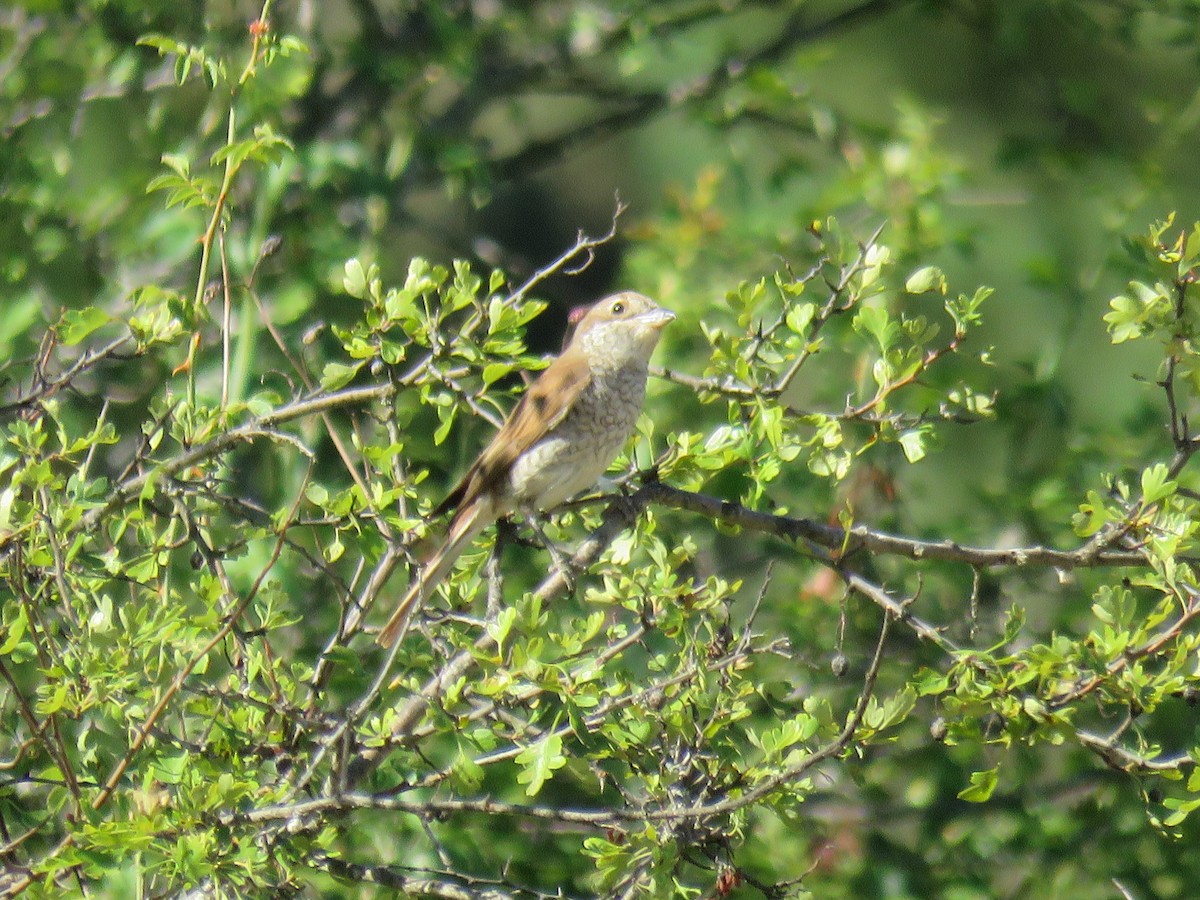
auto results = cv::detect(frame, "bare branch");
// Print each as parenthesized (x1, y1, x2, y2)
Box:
(638, 481, 1147, 571)
(506, 198, 627, 306)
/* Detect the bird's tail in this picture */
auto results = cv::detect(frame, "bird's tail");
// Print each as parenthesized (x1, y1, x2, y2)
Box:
(376, 501, 490, 648)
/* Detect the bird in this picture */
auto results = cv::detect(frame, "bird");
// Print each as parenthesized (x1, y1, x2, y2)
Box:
(377, 291, 675, 647)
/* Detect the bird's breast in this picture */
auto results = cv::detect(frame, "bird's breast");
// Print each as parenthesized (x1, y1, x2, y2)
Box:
(507, 363, 648, 510)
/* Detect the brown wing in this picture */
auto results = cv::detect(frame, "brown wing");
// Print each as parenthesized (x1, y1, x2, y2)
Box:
(431, 351, 592, 519)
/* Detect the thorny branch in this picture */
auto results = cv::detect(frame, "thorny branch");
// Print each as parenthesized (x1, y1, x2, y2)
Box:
(637, 481, 1146, 571)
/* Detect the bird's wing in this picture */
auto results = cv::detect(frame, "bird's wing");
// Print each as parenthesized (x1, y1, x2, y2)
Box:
(431, 351, 592, 519)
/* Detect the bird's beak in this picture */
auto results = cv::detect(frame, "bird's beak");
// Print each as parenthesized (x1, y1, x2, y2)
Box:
(638, 308, 676, 330)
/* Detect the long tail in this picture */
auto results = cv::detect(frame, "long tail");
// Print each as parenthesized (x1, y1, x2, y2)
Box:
(376, 501, 491, 648)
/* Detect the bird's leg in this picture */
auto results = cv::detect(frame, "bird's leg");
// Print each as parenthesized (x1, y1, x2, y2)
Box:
(612, 475, 644, 523)
(521, 506, 577, 592)
(495, 516, 521, 547)
(486, 520, 516, 619)
(499, 515, 540, 550)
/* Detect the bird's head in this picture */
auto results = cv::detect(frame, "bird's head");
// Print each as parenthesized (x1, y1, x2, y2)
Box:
(573, 291, 675, 368)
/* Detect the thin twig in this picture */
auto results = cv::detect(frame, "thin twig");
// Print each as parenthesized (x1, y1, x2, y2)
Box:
(505, 198, 627, 306)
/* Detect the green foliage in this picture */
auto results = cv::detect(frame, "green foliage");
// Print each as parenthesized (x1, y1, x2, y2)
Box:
(8, 2, 1200, 899)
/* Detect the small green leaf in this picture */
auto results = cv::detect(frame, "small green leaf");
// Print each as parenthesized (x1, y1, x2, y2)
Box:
(1160, 796, 1200, 828)
(1002, 605, 1026, 644)
(450, 746, 485, 792)
(137, 35, 188, 57)
(325, 535, 345, 563)
(0, 609, 28, 655)
(859, 242, 891, 290)
(59, 308, 110, 345)
(1141, 463, 1176, 505)
(486, 606, 518, 655)
(38, 681, 69, 716)
(905, 265, 947, 295)
(785, 302, 815, 335)
(343, 259, 368, 299)
(1073, 490, 1111, 537)
(1103, 294, 1143, 344)
(515, 732, 566, 796)
(0, 486, 13, 533)
(852, 305, 895, 351)
(320, 360, 364, 390)
(384, 289, 414, 321)
(433, 402, 457, 445)
(958, 765, 999, 802)
(945, 286, 992, 333)
(482, 363, 513, 386)
(912, 668, 951, 696)
(898, 429, 927, 463)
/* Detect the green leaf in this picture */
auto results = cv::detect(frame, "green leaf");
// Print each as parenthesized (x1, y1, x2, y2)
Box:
(482, 362, 513, 386)
(905, 265, 947, 295)
(0, 609, 28, 655)
(898, 429, 927, 463)
(958, 765, 999, 802)
(945, 286, 992, 333)
(59, 308, 110, 345)
(486, 606, 518, 655)
(1181, 222, 1200, 272)
(912, 668, 951, 696)
(209, 125, 293, 170)
(862, 688, 917, 731)
(1073, 490, 1111, 537)
(433, 401, 457, 445)
(1002, 605, 1026, 644)
(384, 288, 415, 321)
(343, 259, 369, 299)
(0, 487, 13, 533)
(1103, 294, 1143, 343)
(515, 732, 566, 796)
(785, 302, 815, 335)
(450, 746, 485, 792)
(320, 360, 364, 390)
(1141, 463, 1177, 505)
(324, 534, 345, 563)
(136, 35, 188, 57)
(852, 305, 896, 351)
(1162, 797, 1200, 828)
(859, 242, 891, 290)
(38, 681, 69, 716)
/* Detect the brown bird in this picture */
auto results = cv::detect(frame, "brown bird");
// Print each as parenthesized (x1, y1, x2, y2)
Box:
(377, 291, 675, 647)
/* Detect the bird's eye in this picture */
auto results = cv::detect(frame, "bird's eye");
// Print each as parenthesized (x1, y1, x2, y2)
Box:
(611, 301, 625, 315)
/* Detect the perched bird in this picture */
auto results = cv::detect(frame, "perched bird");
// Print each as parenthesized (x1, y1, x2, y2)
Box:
(377, 291, 674, 647)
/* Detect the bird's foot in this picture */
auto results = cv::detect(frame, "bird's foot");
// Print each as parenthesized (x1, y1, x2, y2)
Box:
(546, 541, 578, 594)
(611, 486, 642, 524)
